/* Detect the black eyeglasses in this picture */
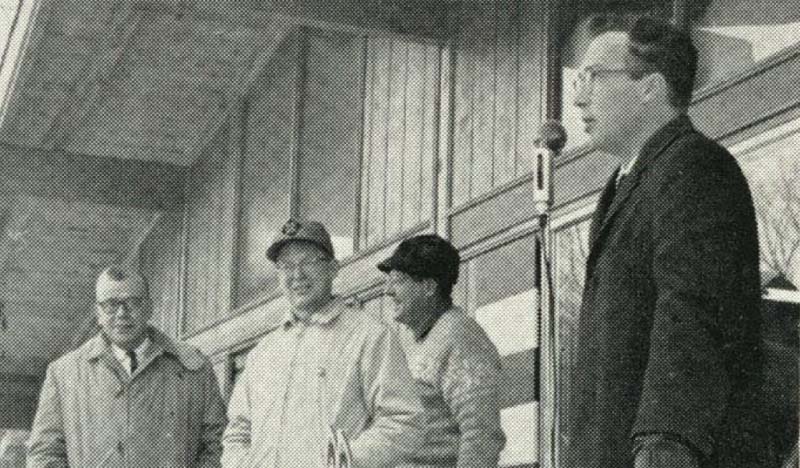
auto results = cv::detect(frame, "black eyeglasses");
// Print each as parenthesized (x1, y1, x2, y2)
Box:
(572, 66, 644, 95)
(97, 297, 146, 314)
(275, 257, 331, 274)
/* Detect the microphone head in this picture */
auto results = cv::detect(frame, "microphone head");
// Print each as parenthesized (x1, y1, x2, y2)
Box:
(538, 120, 567, 153)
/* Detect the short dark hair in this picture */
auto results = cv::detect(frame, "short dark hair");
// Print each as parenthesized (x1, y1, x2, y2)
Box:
(626, 16, 697, 108)
(102, 265, 150, 297)
(586, 15, 697, 109)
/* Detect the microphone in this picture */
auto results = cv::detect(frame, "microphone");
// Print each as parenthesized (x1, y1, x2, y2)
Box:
(532, 120, 567, 218)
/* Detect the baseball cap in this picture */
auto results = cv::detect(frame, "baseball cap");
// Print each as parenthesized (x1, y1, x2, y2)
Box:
(266, 219, 335, 262)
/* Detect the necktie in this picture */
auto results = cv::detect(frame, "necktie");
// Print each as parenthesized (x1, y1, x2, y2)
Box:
(127, 350, 138, 374)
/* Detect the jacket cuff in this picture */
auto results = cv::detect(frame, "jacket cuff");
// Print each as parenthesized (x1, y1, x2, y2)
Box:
(632, 433, 702, 462)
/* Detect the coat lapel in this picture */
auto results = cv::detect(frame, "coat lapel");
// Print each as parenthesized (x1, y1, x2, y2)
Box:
(588, 168, 620, 250)
(586, 116, 694, 269)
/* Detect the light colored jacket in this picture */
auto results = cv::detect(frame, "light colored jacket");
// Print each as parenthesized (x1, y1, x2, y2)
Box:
(26, 328, 226, 468)
(221, 298, 427, 468)
(400, 307, 506, 468)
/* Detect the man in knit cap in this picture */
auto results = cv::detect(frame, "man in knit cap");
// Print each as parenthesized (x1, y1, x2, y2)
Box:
(379, 234, 506, 468)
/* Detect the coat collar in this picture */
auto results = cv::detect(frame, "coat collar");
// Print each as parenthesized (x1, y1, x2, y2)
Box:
(282, 296, 347, 329)
(84, 327, 205, 371)
(587, 115, 695, 262)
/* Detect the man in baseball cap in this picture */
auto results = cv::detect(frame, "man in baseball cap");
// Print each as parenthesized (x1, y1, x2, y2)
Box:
(379, 234, 506, 467)
(28, 266, 226, 468)
(223, 219, 427, 468)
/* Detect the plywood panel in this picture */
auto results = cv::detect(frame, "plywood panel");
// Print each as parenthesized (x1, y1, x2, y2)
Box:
(233, 34, 298, 308)
(360, 37, 378, 248)
(297, 31, 363, 258)
(449, 0, 544, 205)
(360, 35, 438, 248)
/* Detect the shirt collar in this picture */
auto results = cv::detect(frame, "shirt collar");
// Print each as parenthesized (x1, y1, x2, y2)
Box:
(413, 304, 456, 342)
(85, 327, 204, 371)
(282, 297, 346, 329)
(110, 337, 150, 362)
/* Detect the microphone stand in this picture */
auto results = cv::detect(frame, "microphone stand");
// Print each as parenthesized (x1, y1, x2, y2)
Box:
(532, 124, 565, 468)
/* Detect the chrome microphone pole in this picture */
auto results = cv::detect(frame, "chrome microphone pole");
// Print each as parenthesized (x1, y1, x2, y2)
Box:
(532, 121, 566, 468)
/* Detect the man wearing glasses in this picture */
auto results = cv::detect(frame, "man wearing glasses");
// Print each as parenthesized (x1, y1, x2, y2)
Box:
(567, 16, 763, 468)
(222, 219, 426, 468)
(27, 266, 227, 468)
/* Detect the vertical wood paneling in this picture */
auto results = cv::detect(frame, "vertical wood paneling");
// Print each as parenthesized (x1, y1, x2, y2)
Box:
(360, 36, 377, 248)
(385, 38, 407, 236)
(516, 0, 545, 178)
(471, 2, 498, 198)
(139, 211, 183, 338)
(367, 36, 392, 244)
(494, 0, 520, 186)
(361, 35, 440, 248)
(450, 0, 542, 206)
(452, 18, 477, 207)
(402, 42, 426, 230)
(183, 125, 230, 334)
(421, 44, 439, 222)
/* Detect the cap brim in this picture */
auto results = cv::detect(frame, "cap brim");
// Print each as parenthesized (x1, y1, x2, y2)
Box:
(266, 239, 290, 262)
(376, 257, 397, 272)
(267, 238, 334, 262)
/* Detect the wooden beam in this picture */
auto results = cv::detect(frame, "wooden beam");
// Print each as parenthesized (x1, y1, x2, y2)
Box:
(133, 0, 450, 41)
(0, 142, 186, 211)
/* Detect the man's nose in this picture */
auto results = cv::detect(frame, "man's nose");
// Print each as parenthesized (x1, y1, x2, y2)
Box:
(574, 85, 590, 108)
(289, 266, 307, 280)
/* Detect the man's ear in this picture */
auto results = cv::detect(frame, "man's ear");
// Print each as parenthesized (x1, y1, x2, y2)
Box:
(423, 278, 439, 297)
(640, 72, 668, 104)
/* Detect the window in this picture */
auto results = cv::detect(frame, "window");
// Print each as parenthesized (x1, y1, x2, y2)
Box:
(692, 0, 800, 92)
(552, 219, 591, 451)
(460, 236, 539, 468)
(729, 118, 800, 463)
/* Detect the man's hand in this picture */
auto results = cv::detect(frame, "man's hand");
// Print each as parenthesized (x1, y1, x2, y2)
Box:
(634, 435, 700, 468)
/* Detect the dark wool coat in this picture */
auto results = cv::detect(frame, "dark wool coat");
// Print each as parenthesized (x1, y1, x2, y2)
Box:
(566, 116, 764, 468)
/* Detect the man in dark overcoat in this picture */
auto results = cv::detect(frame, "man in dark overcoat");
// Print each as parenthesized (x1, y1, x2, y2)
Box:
(566, 16, 763, 468)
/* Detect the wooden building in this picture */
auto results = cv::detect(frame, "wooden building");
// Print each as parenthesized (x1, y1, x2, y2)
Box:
(0, 0, 798, 466)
